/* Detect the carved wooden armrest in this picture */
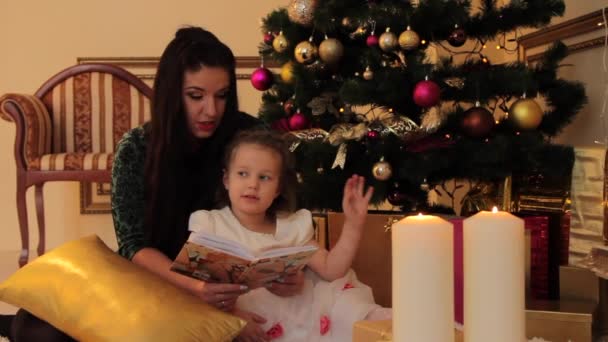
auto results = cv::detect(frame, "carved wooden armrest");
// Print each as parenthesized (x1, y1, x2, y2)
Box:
(0, 94, 52, 170)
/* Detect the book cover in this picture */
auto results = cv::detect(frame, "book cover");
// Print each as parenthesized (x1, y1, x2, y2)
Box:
(171, 232, 318, 288)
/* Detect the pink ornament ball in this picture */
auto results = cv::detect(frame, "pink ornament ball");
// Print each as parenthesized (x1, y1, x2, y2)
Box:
(413, 80, 441, 107)
(366, 34, 379, 47)
(288, 111, 310, 130)
(263, 32, 275, 45)
(251, 67, 274, 91)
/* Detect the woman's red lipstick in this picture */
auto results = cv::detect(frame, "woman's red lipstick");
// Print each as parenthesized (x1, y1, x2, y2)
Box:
(196, 122, 215, 131)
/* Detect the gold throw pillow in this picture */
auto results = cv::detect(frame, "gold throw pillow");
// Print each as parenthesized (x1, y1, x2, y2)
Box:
(0, 235, 245, 342)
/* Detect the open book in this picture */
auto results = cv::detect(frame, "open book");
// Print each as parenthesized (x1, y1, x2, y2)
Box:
(171, 231, 318, 288)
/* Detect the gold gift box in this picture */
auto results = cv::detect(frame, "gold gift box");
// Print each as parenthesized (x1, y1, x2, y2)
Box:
(352, 320, 392, 342)
(559, 266, 599, 303)
(352, 320, 464, 342)
(560, 265, 608, 337)
(526, 300, 596, 342)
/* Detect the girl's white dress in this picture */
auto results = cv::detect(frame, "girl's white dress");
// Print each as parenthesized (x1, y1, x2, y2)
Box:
(189, 206, 380, 342)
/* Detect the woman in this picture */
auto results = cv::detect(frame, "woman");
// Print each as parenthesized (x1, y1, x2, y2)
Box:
(112, 26, 258, 311)
(112, 27, 305, 341)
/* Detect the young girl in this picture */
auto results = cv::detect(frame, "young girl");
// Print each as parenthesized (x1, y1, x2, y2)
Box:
(188, 129, 391, 341)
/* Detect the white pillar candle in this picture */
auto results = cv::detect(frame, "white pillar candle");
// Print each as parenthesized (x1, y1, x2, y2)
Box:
(392, 214, 454, 342)
(464, 207, 525, 342)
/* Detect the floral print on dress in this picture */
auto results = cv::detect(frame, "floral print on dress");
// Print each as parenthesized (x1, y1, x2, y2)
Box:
(320, 315, 331, 335)
(266, 322, 284, 339)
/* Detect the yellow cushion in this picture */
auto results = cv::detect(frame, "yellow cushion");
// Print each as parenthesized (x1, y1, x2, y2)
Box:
(0, 235, 246, 342)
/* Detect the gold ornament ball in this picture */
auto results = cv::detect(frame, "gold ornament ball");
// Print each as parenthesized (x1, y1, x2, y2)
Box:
(363, 67, 374, 80)
(273, 32, 289, 53)
(379, 29, 398, 52)
(398, 28, 420, 50)
(510, 98, 543, 130)
(294, 40, 317, 64)
(372, 160, 393, 181)
(280, 61, 295, 84)
(318, 38, 344, 65)
(342, 17, 354, 29)
(287, 0, 318, 27)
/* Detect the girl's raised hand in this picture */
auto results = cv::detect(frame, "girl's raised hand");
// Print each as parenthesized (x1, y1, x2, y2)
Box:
(341, 175, 373, 229)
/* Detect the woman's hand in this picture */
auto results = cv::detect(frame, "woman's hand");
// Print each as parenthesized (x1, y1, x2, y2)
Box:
(233, 309, 268, 342)
(192, 281, 249, 311)
(265, 270, 304, 297)
(342, 174, 373, 231)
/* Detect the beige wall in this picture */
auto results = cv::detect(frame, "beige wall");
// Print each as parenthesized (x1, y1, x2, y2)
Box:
(555, 0, 608, 23)
(0, 1, 599, 256)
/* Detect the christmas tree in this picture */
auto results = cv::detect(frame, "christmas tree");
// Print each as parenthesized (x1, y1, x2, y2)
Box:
(253, 0, 586, 213)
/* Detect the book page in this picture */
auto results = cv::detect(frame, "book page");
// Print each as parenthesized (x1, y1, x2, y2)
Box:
(188, 231, 256, 260)
(241, 248, 318, 288)
(258, 245, 318, 259)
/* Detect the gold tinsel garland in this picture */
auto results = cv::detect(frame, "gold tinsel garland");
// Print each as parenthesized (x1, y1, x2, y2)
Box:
(286, 113, 420, 170)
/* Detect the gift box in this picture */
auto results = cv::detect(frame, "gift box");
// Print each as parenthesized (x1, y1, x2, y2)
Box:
(352, 320, 464, 342)
(526, 299, 596, 342)
(511, 145, 574, 301)
(560, 265, 600, 303)
(514, 175, 572, 300)
(568, 255, 608, 336)
(352, 320, 392, 342)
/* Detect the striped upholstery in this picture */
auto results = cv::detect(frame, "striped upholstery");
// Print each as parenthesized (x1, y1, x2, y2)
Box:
(8, 71, 154, 172)
(0, 94, 52, 169)
(30, 153, 114, 171)
(1, 69, 151, 172)
(40, 72, 151, 155)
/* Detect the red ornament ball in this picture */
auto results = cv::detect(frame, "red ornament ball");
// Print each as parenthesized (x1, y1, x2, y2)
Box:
(251, 67, 274, 91)
(413, 80, 441, 107)
(367, 130, 380, 140)
(448, 27, 467, 47)
(366, 34, 379, 47)
(263, 32, 275, 45)
(288, 111, 310, 130)
(461, 106, 495, 138)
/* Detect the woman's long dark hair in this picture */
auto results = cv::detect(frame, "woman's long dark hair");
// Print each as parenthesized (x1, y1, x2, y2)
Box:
(144, 26, 241, 258)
